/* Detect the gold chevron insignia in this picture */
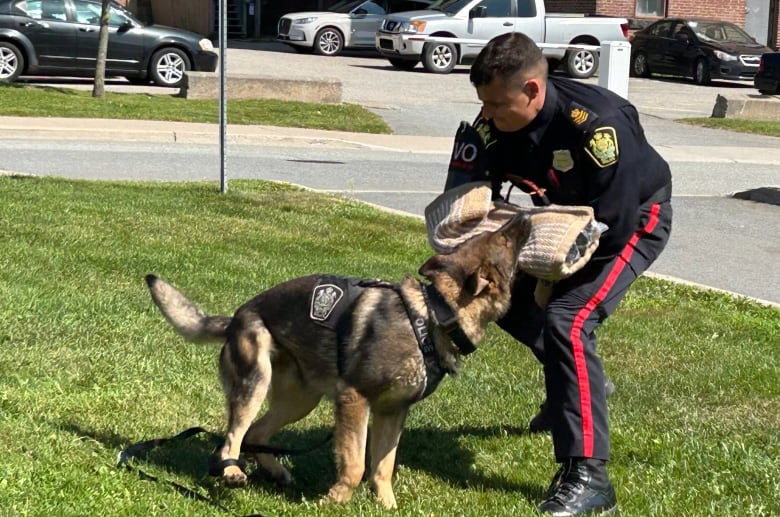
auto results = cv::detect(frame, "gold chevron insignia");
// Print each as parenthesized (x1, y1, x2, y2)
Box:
(570, 108, 589, 125)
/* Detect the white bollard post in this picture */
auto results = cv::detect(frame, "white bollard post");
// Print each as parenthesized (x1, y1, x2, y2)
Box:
(598, 41, 631, 100)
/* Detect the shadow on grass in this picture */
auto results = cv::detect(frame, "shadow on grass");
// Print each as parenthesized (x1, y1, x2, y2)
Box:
(61, 421, 542, 508)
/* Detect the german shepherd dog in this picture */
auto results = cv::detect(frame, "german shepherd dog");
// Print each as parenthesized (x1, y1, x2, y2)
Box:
(145, 215, 529, 509)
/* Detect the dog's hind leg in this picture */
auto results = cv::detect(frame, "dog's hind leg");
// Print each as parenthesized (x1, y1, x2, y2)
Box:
(217, 321, 273, 487)
(368, 408, 409, 509)
(322, 382, 369, 506)
(244, 350, 323, 486)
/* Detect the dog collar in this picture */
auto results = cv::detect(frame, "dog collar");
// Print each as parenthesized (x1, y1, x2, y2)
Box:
(421, 283, 477, 356)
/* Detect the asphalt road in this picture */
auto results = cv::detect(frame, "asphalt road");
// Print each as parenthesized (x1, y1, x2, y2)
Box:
(6, 41, 780, 306)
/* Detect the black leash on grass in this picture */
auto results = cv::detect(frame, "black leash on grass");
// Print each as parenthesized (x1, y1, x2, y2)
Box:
(117, 426, 333, 516)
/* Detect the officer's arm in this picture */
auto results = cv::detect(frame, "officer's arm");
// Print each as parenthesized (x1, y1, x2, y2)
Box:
(581, 116, 642, 254)
(443, 120, 491, 190)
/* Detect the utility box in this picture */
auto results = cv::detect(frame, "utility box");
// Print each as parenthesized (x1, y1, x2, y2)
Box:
(598, 41, 631, 100)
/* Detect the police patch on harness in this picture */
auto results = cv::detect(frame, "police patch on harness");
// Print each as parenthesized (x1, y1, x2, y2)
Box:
(310, 284, 344, 321)
(585, 127, 618, 167)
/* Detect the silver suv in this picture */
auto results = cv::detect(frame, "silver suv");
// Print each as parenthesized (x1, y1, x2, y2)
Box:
(277, 0, 433, 56)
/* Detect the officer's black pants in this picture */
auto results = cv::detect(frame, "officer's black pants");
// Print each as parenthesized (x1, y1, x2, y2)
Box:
(497, 198, 672, 462)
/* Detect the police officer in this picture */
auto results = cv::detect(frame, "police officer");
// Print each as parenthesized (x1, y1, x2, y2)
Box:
(444, 33, 673, 515)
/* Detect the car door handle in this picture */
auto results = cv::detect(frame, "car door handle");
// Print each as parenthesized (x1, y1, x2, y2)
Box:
(22, 21, 48, 28)
(79, 27, 96, 32)
(503, 22, 512, 26)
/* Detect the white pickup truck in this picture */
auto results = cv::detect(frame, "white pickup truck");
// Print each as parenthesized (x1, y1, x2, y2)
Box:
(375, 0, 628, 78)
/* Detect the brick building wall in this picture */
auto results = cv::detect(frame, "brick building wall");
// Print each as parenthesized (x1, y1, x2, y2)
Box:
(546, 0, 779, 48)
(545, 0, 747, 23)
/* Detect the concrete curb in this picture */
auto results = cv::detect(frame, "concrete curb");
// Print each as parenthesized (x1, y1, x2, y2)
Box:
(180, 72, 343, 103)
(711, 94, 780, 121)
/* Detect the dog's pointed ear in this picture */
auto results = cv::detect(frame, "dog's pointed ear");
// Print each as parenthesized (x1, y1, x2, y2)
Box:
(419, 254, 445, 279)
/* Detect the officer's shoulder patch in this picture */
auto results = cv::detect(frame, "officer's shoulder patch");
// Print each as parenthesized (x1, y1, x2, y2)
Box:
(584, 126, 619, 168)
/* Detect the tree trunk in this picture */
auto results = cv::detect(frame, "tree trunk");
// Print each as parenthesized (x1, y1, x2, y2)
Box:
(91, 0, 111, 98)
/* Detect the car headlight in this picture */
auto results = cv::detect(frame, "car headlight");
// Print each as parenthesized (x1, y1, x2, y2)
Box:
(713, 50, 738, 62)
(400, 20, 427, 33)
(198, 38, 214, 51)
(293, 16, 317, 24)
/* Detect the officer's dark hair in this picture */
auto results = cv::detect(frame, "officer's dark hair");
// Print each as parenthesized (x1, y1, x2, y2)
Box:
(470, 32, 548, 89)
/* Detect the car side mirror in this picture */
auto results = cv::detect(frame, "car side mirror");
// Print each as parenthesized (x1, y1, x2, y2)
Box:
(675, 32, 689, 43)
(352, 8, 367, 16)
(469, 5, 487, 18)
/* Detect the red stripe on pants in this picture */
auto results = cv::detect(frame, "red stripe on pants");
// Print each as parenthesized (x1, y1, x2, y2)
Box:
(569, 203, 661, 457)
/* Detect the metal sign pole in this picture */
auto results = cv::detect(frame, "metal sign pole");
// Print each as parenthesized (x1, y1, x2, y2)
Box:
(219, 0, 228, 193)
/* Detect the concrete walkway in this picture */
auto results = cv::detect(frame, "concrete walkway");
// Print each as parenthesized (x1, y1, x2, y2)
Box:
(3, 116, 780, 168)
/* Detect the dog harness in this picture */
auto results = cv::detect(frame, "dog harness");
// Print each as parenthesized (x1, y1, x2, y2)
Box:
(308, 275, 476, 400)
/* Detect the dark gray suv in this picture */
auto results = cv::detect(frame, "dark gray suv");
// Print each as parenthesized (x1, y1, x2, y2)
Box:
(0, 0, 218, 87)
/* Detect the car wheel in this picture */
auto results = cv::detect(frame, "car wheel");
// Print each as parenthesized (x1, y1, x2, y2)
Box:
(149, 48, 191, 88)
(388, 58, 418, 70)
(631, 52, 651, 78)
(422, 41, 457, 74)
(694, 58, 711, 85)
(314, 27, 344, 56)
(565, 48, 599, 79)
(0, 42, 24, 83)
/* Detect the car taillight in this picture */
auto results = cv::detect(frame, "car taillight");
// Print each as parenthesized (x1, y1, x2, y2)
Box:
(758, 57, 765, 72)
(621, 22, 629, 39)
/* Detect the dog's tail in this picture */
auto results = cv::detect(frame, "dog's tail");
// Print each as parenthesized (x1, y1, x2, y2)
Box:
(145, 275, 231, 343)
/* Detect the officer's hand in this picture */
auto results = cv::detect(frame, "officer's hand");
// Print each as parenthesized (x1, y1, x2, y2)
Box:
(444, 121, 489, 190)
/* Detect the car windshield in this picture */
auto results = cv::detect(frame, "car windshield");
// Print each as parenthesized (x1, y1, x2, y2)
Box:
(689, 21, 757, 45)
(429, 0, 473, 14)
(328, 0, 375, 13)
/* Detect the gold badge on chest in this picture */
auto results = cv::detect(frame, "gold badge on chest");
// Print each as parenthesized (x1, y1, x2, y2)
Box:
(552, 149, 574, 172)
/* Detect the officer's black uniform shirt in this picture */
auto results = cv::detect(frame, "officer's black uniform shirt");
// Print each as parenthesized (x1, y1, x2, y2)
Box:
(472, 76, 672, 259)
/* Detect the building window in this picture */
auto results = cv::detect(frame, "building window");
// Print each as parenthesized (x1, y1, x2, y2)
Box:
(636, 0, 665, 17)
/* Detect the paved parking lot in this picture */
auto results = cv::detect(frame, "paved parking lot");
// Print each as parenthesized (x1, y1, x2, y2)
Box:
(223, 41, 766, 135)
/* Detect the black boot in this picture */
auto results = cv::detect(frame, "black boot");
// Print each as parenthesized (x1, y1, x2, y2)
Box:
(529, 379, 615, 433)
(538, 458, 617, 515)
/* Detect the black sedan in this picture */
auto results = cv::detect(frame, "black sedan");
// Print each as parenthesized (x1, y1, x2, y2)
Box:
(755, 52, 780, 95)
(630, 18, 772, 85)
(0, 0, 218, 87)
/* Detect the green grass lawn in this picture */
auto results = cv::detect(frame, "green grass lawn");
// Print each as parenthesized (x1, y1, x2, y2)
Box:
(0, 84, 392, 134)
(0, 176, 777, 516)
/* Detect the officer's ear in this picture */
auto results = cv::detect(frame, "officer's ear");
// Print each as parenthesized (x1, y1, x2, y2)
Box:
(523, 78, 542, 99)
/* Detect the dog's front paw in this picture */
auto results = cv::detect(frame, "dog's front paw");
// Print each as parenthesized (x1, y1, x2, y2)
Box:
(320, 482, 356, 505)
(210, 456, 248, 487)
(223, 464, 248, 487)
(373, 484, 398, 509)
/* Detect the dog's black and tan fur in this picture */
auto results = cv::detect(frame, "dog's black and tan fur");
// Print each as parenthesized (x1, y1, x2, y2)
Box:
(145, 215, 530, 509)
